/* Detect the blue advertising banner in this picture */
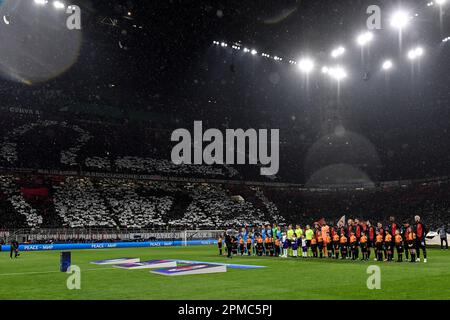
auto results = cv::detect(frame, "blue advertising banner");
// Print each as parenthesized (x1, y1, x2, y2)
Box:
(0, 239, 217, 252)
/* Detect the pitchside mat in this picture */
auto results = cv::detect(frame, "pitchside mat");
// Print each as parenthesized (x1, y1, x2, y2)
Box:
(90, 258, 141, 265)
(97, 257, 265, 275)
(169, 260, 267, 269)
(150, 263, 228, 276)
(113, 260, 177, 270)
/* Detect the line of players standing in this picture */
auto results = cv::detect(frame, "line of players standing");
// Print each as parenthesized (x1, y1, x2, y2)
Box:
(218, 215, 428, 263)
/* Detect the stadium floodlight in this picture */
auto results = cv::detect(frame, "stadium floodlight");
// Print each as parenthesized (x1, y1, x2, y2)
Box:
(250, 49, 257, 55)
(321, 66, 329, 74)
(243, 48, 250, 53)
(390, 10, 411, 30)
(382, 60, 393, 70)
(298, 58, 315, 73)
(415, 47, 424, 56)
(356, 32, 373, 46)
(328, 66, 347, 81)
(436, 0, 447, 5)
(408, 46, 424, 60)
(220, 42, 227, 47)
(34, 0, 48, 5)
(427, 2, 434, 6)
(331, 46, 345, 58)
(53, 1, 65, 9)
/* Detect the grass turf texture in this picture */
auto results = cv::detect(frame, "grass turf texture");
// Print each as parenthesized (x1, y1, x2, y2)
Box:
(0, 245, 449, 300)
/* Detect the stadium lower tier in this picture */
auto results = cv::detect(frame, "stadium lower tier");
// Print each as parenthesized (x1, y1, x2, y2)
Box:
(0, 173, 449, 232)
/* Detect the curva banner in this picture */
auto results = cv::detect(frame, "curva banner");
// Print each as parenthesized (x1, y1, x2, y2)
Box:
(0, 239, 217, 252)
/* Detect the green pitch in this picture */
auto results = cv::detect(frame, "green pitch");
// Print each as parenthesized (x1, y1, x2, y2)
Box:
(1, 246, 449, 300)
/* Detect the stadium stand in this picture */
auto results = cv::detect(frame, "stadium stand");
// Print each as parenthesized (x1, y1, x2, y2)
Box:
(1, 173, 449, 235)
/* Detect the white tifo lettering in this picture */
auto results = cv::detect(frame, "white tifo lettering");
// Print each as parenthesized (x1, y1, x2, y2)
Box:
(171, 121, 279, 176)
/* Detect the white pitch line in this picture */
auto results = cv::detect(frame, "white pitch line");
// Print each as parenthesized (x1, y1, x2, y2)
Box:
(0, 267, 116, 276)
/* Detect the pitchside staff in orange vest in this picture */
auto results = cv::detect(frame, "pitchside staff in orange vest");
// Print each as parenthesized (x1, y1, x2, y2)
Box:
(395, 230, 404, 262)
(246, 236, 252, 256)
(414, 215, 427, 263)
(316, 228, 324, 258)
(337, 224, 347, 257)
(239, 237, 245, 256)
(407, 226, 417, 262)
(339, 234, 347, 259)
(332, 232, 340, 259)
(375, 231, 384, 261)
(310, 236, 318, 258)
(376, 222, 386, 260)
(384, 231, 393, 262)
(256, 235, 264, 256)
(360, 232, 368, 260)
(349, 232, 358, 260)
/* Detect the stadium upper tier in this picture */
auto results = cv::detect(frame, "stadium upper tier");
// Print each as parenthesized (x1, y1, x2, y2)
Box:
(0, 109, 449, 184)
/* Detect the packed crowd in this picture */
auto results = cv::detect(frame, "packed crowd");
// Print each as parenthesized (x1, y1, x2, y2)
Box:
(0, 175, 282, 229)
(219, 215, 433, 263)
(2, 173, 450, 232)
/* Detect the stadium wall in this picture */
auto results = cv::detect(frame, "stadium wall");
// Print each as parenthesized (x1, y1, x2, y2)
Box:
(0, 239, 217, 252)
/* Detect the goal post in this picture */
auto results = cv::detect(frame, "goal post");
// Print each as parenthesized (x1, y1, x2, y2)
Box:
(183, 230, 225, 246)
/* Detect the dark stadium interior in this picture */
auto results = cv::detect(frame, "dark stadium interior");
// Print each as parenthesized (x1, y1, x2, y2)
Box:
(0, 0, 450, 239)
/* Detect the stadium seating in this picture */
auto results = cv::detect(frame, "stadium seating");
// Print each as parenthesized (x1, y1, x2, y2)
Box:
(0, 173, 449, 232)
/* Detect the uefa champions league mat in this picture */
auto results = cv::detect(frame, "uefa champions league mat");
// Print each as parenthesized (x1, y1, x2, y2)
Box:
(168, 260, 267, 269)
(113, 260, 177, 269)
(90, 258, 141, 265)
(150, 263, 227, 276)
(90, 257, 266, 276)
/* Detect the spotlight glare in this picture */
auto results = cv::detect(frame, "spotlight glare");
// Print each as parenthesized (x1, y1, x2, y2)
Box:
(34, 0, 49, 4)
(390, 10, 411, 29)
(408, 46, 424, 60)
(382, 60, 393, 70)
(251, 49, 257, 55)
(298, 58, 315, 73)
(436, 0, 447, 5)
(53, 1, 65, 9)
(331, 46, 346, 58)
(329, 66, 347, 81)
(321, 66, 329, 74)
(415, 47, 424, 56)
(356, 32, 373, 46)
